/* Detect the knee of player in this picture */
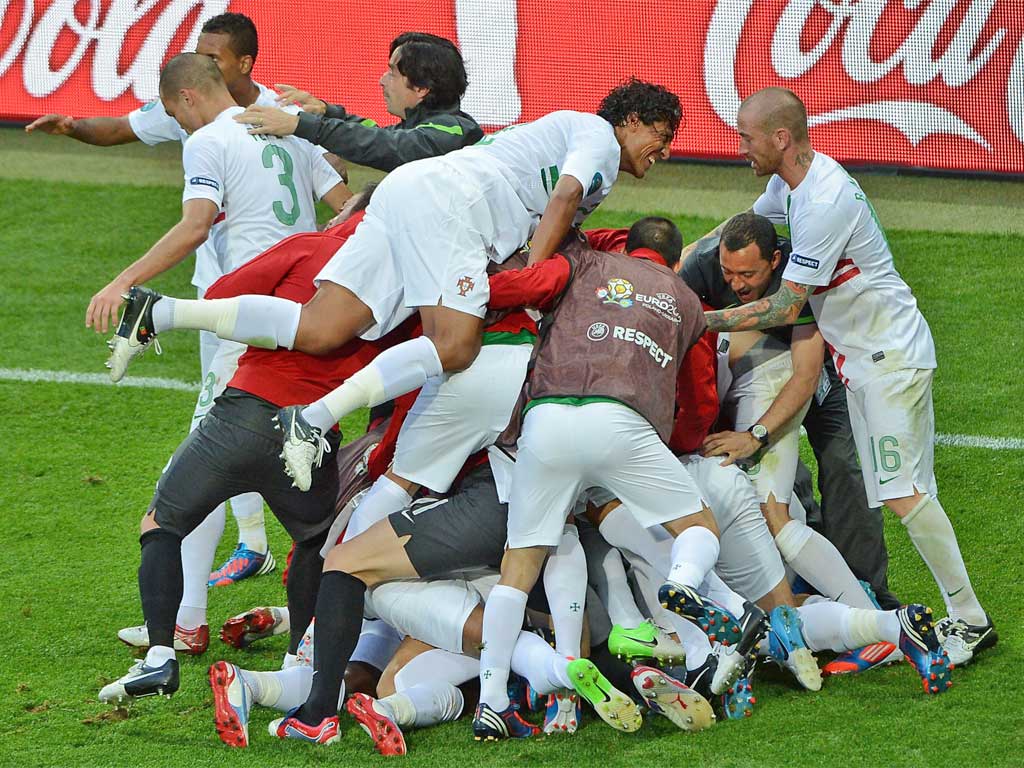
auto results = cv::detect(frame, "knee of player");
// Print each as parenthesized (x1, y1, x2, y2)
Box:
(426, 329, 481, 372)
(323, 547, 377, 588)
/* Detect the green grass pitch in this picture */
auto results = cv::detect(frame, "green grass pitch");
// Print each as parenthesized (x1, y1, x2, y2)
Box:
(0, 130, 1022, 767)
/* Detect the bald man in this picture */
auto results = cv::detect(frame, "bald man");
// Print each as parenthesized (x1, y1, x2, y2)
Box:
(96, 52, 350, 705)
(693, 87, 993, 668)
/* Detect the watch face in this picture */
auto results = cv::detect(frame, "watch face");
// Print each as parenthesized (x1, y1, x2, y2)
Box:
(751, 424, 768, 441)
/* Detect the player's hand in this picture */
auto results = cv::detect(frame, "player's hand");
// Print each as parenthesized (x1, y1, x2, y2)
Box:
(274, 84, 327, 115)
(86, 279, 130, 334)
(25, 114, 74, 135)
(701, 430, 761, 467)
(235, 106, 300, 136)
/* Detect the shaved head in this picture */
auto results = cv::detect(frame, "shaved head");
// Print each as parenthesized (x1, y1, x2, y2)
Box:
(739, 87, 809, 144)
(159, 52, 227, 99)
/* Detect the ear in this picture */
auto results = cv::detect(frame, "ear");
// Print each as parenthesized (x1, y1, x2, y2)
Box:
(625, 111, 642, 129)
(770, 248, 783, 269)
(411, 83, 430, 103)
(773, 127, 791, 151)
(238, 55, 254, 76)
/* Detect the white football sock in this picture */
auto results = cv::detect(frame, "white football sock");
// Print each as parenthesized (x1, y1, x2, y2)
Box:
(230, 493, 267, 552)
(155, 296, 300, 349)
(342, 476, 413, 542)
(394, 648, 479, 690)
(176, 503, 226, 628)
(381, 683, 464, 728)
(510, 629, 572, 694)
(597, 547, 647, 627)
(700, 570, 746, 617)
(797, 601, 901, 651)
(774, 519, 874, 609)
(902, 496, 986, 624)
(243, 665, 342, 713)
(478, 585, 528, 710)
(598, 505, 671, 573)
(667, 525, 719, 589)
(145, 645, 175, 666)
(301, 337, 442, 432)
(543, 524, 587, 658)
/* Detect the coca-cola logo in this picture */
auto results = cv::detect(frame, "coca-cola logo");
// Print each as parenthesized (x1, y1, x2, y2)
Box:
(0, 0, 228, 100)
(704, 0, 1024, 150)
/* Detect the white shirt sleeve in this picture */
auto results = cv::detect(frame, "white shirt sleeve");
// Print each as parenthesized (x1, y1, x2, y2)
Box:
(782, 202, 854, 287)
(561, 126, 619, 199)
(181, 132, 225, 207)
(751, 176, 787, 224)
(127, 99, 186, 146)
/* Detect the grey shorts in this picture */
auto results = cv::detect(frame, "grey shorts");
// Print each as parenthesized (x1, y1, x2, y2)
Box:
(151, 389, 340, 543)
(388, 465, 508, 577)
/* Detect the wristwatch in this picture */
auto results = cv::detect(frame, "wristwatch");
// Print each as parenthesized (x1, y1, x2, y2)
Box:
(748, 424, 769, 446)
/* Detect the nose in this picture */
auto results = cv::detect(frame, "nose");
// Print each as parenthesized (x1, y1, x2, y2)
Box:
(379, 70, 388, 88)
(660, 145, 671, 160)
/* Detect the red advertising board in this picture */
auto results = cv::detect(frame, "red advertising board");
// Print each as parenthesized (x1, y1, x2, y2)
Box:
(2, 1, 1022, 174)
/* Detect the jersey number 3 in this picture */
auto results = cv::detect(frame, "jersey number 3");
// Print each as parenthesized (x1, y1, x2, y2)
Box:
(261, 145, 299, 226)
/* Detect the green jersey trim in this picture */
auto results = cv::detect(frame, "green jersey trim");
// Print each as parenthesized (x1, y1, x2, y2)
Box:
(524, 395, 636, 415)
(481, 329, 538, 347)
(415, 122, 464, 136)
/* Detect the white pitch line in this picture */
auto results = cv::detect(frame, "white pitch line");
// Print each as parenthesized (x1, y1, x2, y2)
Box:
(2, 367, 1023, 450)
(0, 367, 197, 393)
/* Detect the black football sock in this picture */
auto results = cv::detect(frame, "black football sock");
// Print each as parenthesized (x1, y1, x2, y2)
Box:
(285, 531, 328, 654)
(299, 570, 366, 723)
(138, 528, 183, 650)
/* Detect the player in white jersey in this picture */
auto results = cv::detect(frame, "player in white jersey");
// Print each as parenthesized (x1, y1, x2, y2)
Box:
(109, 80, 682, 495)
(29, 14, 288, 588)
(91, 53, 348, 704)
(700, 87, 994, 664)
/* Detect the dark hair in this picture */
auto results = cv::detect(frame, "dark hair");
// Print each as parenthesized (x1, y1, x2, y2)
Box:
(351, 182, 379, 213)
(720, 212, 778, 260)
(597, 78, 683, 137)
(201, 13, 258, 61)
(389, 32, 468, 108)
(626, 216, 684, 268)
(159, 52, 225, 97)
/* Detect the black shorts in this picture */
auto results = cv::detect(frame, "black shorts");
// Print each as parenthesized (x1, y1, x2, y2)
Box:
(151, 389, 340, 543)
(388, 464, 507, 577)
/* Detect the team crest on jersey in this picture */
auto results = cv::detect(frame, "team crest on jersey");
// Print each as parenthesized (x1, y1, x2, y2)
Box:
(597, 278, 634, 307)
(456, 275, 475, 296)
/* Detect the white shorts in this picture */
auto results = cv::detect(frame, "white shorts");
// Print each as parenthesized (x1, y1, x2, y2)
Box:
(508, 403, 706, 549)
(191, 332, 246, 431)
(847, 368, 937, 507)
(393, 343, 531, 492)
(724, 350, 809, 505)
(365, 577, 483, 655)
(315, 159, 525, 340)
(678, 454, 786, 602)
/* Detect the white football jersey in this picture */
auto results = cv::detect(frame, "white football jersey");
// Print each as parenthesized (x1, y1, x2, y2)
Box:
(128, 83, 282, 293)
(438, 110, 621, 255)
(181, 106, 341, 278)
(754, 152, 936, 390)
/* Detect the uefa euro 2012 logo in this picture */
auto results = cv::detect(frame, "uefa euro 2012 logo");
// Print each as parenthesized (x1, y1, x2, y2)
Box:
(596, 278, 634, 308)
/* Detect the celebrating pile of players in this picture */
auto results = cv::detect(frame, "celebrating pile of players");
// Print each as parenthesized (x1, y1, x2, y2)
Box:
(33, 12, 997, 753)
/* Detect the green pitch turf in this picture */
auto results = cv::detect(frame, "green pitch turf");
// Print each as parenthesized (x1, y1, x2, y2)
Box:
(1, 129, 1022, 767)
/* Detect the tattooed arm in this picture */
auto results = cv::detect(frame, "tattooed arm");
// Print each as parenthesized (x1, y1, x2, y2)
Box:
(680, 210, 752, 264)
(704, 279, 812, 332)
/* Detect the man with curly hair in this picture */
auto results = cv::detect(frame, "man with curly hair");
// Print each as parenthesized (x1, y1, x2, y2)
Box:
(107, 79, 682, 488)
